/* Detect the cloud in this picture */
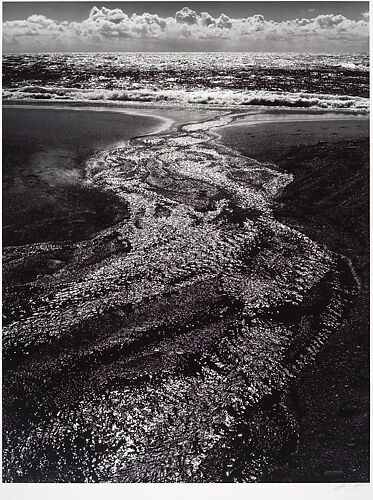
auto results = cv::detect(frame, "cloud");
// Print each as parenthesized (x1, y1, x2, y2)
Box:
(2, 6, 369, 52)
(175, 7, 198, 25)
(3, 14, 63, 37)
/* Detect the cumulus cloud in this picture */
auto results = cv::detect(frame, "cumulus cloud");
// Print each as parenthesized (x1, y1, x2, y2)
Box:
(175, 7, 198, 25)
(2, 6, 369, 52)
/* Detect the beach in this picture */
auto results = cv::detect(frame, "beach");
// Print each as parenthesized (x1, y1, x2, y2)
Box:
(218, 117, 369, 481)
(2, 104, 369, 482)
(2, 105, 219, 246)
(2, 106, 162, 245)
(1, 4, 370, 484)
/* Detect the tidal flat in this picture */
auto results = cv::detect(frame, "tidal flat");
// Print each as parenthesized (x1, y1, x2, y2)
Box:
(218, 116, 369, 481)
(2, 105, 369, 482)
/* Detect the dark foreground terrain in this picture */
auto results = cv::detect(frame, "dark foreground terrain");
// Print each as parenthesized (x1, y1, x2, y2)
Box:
(2, 110, 369, 482)
(2, 106, 165, 245)
(219, 119, 369, 482)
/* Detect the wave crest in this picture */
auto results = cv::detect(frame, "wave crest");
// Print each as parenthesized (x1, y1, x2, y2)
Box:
(3, 85, 369, 114)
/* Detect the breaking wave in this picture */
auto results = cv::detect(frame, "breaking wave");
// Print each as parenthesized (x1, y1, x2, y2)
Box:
(2, 85, 369, 114)
(3, 52, 369, 115)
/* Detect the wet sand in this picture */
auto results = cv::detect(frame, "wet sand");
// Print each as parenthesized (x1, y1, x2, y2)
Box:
(2, 106, 172, 245)
(2, 107, 369, 482)
(3, 105, 221, 246)
(219, 117, 369, 482)
(217, 116, 368, 161)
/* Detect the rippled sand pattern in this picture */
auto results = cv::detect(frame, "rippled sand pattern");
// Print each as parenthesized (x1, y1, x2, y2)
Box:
(3, 115, 356, 482)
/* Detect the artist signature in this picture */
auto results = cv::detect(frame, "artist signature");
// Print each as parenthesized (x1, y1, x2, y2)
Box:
(334, 483, 362, 491)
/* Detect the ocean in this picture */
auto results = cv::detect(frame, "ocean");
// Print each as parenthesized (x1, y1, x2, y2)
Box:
(2, 52, 369, 112)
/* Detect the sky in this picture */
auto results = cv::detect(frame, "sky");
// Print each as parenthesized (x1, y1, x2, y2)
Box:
(2, 1, 370, 53)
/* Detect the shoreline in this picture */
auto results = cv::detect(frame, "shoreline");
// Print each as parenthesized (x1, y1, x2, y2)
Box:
(2, 103, 369, 482)
(214, 112, 368, 131)
(2, 103, 176, 136)
(3, 98, 369, 116)
(3, 100, 369, 143)
(2, 106, 173, 246)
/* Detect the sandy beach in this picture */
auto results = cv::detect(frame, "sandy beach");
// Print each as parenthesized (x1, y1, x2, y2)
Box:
(2, 104, 369, 482)
(2, 106, 165, 245)
(3, 105, 217, 246)
(218, 116, 369, 482)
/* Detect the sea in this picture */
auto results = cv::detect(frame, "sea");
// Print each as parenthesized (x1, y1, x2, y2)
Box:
(2, 52, 369, 113)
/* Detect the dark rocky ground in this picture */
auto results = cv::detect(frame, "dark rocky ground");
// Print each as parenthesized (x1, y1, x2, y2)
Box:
(219, 120, 369, 482)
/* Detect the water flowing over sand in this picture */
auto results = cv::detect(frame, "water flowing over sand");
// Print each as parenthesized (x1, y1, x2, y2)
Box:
(2, 112, 357, 482)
